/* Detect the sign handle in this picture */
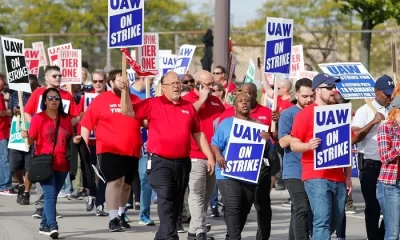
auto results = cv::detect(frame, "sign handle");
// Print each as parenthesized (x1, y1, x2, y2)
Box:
(145, 78, 150, 99)
(271, 74, 278, 132)
(18, 91, 29, 151)
(120, 53, 128, 113)
(364, 98, 377, 114)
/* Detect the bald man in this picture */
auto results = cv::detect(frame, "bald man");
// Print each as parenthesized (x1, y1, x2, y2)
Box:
(183, 70, 225, 240)
(263, 78, 294, 112)
(181, 73, 196, 89)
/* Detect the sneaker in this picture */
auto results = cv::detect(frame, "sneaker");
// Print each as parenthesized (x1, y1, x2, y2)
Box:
(32, 208, 42, 218)
(125, 203, 133, 209)
(20, 192, 30, 205)
(49, 229, 59, 239)
(134, 202, 140, 210)
(187, 232, 196, 240)
(139, 215, 155, 226)
(345, 206, 357, 214)
(206, 223, 211, 232)
(0, 189, 17, 196)
(16, 185, 24, 204)
(85, 196, 95, 212)
(56, 212, 63, 219)
(39, 226, 50, 235)
(95, 205, 108, 216)
(109, 217, 123, 232)
(211, 207, 219, 217)
(177, 217, 185, 233)
(118, 213, 131, 228)
(69, 191, 84, 200)
(57, 192, 69, 198)
(196, 232, 215, 240)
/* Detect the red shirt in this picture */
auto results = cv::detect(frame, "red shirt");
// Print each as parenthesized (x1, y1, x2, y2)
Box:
(277, 96, 293, 112)
(133, 95, 201, 159)
(29, 112, 74, 172)
(218, 102, 272, 127)
(25, 87, 79, 117)
(80, 91, 142, 157)
(0, 94, 10, 140)
(377, 121, 400, 185)
(291, 103, 345, 182)
(223, 82, 237, 93)
(183, 90, 225, 159)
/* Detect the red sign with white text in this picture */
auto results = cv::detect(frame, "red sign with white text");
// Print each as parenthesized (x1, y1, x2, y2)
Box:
(47, 43, 72, 66)
(24, 48, 40, 76)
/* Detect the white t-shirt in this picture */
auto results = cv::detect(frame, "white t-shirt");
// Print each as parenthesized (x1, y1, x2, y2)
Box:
(352, 100, 391, 161)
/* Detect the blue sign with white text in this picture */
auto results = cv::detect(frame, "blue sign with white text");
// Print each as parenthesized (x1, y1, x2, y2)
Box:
(319, 62, 376, 99)
(351, 145, 359, 178)
(222, 118, 268, 184)
(314, 103, 352, 170)
(264, 17, 294, 74)
(108, 0, 144, 48)
(173, 45, 196, 77)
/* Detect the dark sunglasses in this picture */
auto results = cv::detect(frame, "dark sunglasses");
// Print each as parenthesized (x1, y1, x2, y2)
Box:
(93, 80, 104, 84)
(213, 72, 223, 75)
(182, 79, 194, 84)
(52, 74, 62, 79)
(46, 96, 61, 101)
(319, 84, 336, 91)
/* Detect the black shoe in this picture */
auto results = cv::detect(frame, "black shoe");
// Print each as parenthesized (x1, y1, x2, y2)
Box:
(16, 185, 24, 204)
(49, 229, 59, 239)
(118, 213, 131, 228)
(20, 192, 30, 205)
(196, 232, 215, 240)
(109, 217, 123, 232)
(182, 215, 191, 224)
(32, 208, 42, 218)
(206, 223, 211, 232)
(187, 232, 196, 240)
(69, 191, 84, 200)
(211, 207, 219, 217)
(39, 226, 50, 235)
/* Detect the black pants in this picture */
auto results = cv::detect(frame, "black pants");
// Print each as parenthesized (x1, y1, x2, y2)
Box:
(284, 179, 309, 240)
(128, 173, 141, 204)
(148, 155, 191, 240)
(360, 159, 385, 240)
(218, 179, 256, 240)
(254, 163, 272, 240)
(87, 145, 105, 206)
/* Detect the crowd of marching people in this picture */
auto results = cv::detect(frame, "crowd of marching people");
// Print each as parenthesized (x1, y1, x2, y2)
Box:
(0, 59, 399, 240)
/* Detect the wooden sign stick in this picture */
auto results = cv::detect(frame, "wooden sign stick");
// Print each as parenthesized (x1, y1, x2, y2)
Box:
(271, 74, 278, 132)
(18, 91, 29, 150)
(121, 53, 128, 113)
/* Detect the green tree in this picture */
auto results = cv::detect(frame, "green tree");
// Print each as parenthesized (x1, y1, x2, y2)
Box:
(0, 2, 19, 34)
(337, 0, 400, 70)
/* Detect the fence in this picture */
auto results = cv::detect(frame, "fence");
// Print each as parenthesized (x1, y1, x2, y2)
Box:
(1, 29, 399, 81)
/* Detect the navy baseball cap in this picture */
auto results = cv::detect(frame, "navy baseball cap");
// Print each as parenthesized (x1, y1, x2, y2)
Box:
(374, 74, 394, 96)
(312, 73, 341, 90)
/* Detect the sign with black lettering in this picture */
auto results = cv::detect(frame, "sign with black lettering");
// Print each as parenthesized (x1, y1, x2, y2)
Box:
(1, 37, 31, 93)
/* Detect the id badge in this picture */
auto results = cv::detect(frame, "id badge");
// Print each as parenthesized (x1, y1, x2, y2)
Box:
(147, 154, 152, 170)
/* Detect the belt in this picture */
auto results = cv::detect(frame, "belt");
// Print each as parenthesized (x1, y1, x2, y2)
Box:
(363, 159, 381, 167)
(150, 153, 189, 162)
(191, 158, 206, 162)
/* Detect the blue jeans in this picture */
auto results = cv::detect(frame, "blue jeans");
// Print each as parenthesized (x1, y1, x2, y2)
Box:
(60, 173, 73, 194)
(377, 181, 400, 240)
(210, 185, 218, 208)
(139, 155, 152, 220)
(304, 178, 346, 240)
(0, 139, 11, 191)
(40, 171, 68, 230)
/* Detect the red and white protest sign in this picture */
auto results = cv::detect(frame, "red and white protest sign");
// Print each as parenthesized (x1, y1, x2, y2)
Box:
(24, 49, 40, 76)
(290, 45, 304, 77)
(32, 41, 48, 66)
(58, 49, 82, 84)
(47, 43, 72, 66)
(296, 71, 318, 80)
(138, 33, 159, 76)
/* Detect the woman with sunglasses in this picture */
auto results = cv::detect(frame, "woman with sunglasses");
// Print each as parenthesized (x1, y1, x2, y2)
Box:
(211, 89, 270, 239)
(21, 88, 81, 239)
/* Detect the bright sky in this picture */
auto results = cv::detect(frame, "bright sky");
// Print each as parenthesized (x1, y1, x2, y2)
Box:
(189, 0, 264, 27)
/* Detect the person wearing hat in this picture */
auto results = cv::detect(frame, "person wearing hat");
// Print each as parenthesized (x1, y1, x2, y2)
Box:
(377, 95, 400, 239)
(290, 73, 352, 240)
(352, 74, 394, 240)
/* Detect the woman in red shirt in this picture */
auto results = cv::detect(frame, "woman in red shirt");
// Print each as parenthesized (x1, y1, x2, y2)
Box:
(22, 88, 81, 239)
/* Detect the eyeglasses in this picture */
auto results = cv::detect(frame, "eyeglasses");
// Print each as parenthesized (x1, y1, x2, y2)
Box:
(46, 96, 61, 101)
(318, 84, 336, 91)
(182, 79, 194, 84)
(93, 80, 104, 84)
(51, 74, 62, 79)
(213, 72, 223, 75)
(200, 82, 215, 87)
(162, 81, 182, 87)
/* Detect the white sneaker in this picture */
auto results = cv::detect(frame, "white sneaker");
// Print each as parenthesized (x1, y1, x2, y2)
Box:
(57, 192, 69, 198)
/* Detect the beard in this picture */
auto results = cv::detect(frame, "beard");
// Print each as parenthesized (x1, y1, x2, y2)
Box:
(113, 86, 122, 97)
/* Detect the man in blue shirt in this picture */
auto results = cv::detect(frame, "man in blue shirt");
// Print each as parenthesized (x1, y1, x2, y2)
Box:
(278, 78, 314, 240)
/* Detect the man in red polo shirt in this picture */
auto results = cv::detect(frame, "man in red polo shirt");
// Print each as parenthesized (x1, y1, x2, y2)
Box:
(290, 73, 352, 239)
(24, 65, 79, 219)
(122, 71, 215, 240)
(80, 69, 142, 232)
(182, 70, 225, 240)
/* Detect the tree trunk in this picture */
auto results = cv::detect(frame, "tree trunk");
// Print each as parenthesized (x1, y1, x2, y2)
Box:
(360, 19, 373, 70)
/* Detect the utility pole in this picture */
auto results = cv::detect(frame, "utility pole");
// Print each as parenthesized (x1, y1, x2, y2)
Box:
(214, 0, 230, 70)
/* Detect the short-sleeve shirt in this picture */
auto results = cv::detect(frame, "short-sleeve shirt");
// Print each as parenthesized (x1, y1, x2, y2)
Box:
(133, 95, 201, 159)
(218, 103, 272, 127)
(0, 94, 10, 140)
(29, 112, 74, 172)
(183, 90, 225, 159)
(80, 91, 142, 157)
(277, 96, 293, 112)
(278, 105, 302, 180)
(291, 103, 345, 182)
(352, 100, 391, 161)
(24, 87, 79, 117)
(211, 117, 234, 180)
